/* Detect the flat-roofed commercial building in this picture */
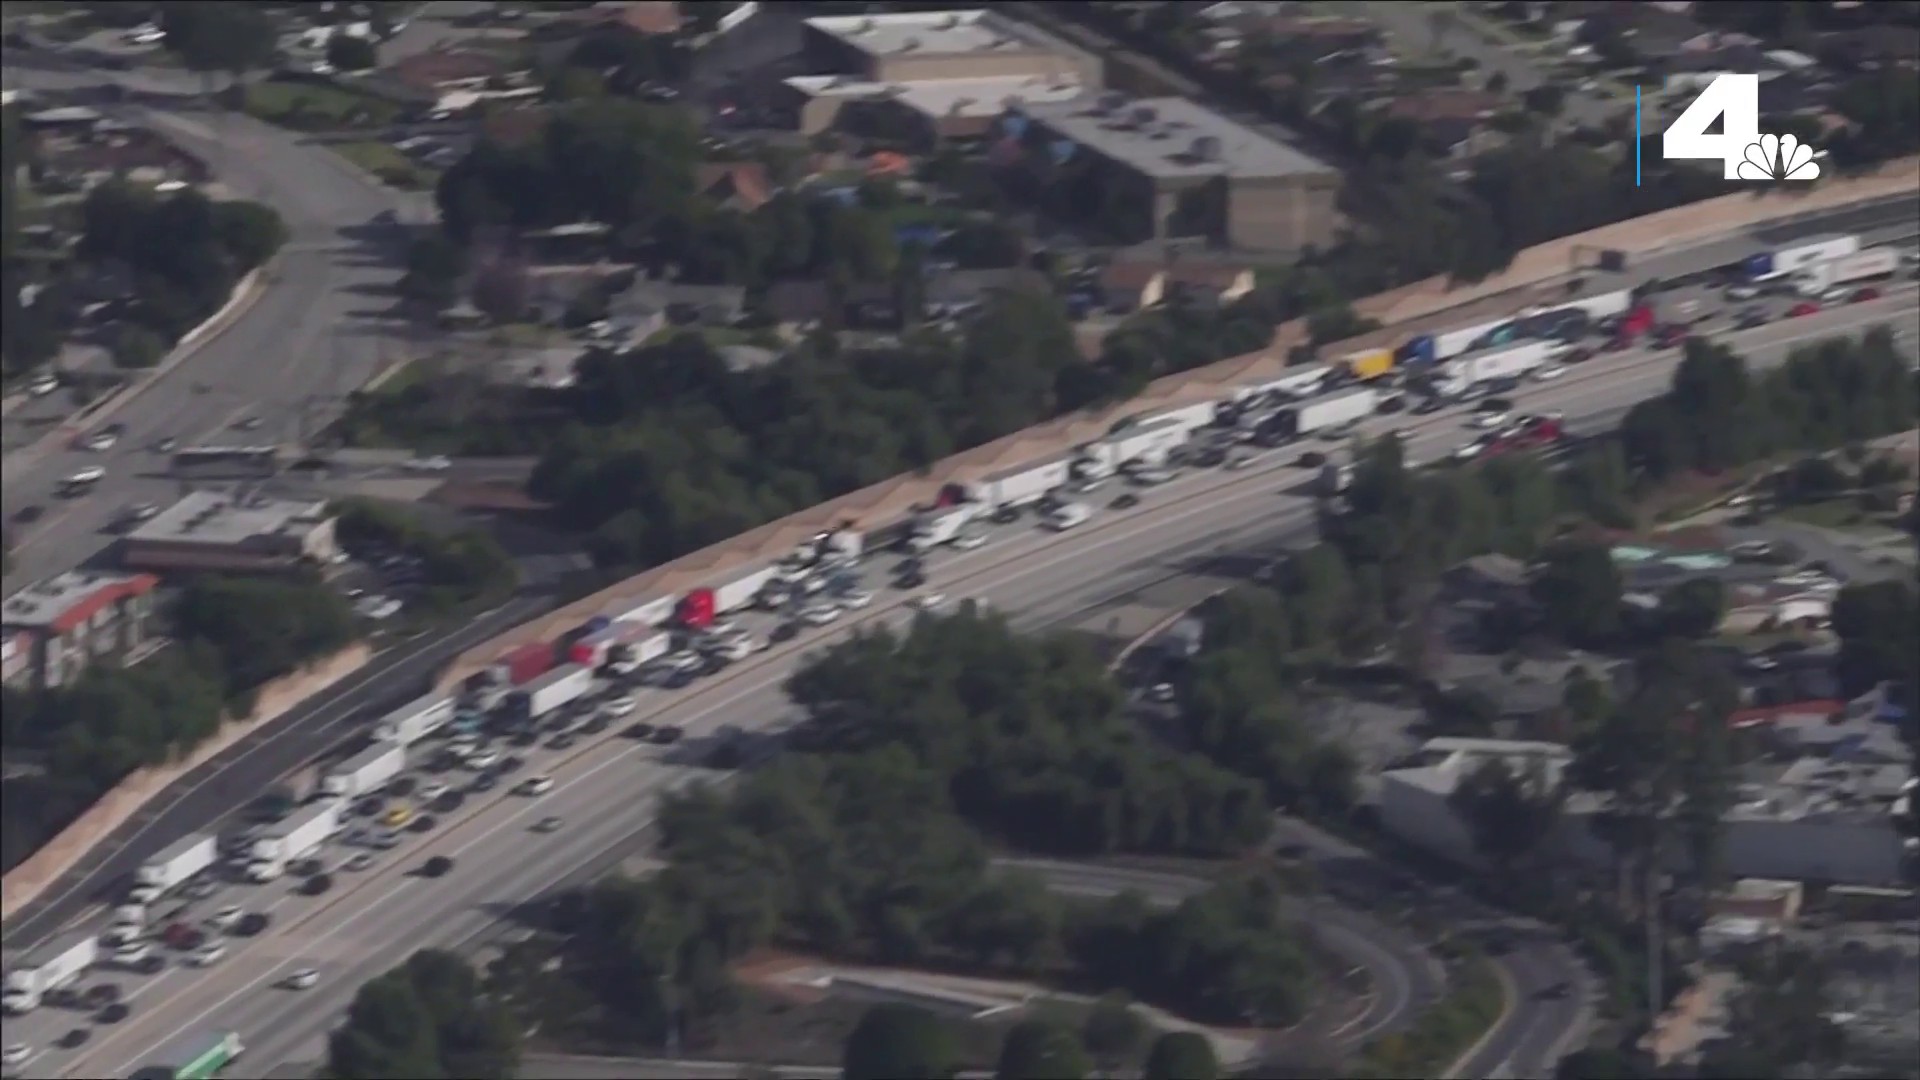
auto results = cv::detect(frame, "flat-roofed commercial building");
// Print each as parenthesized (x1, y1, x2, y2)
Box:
(1019, 93, 1343, 253)
(1, 571, 159, 688)
(121, 490, 340, 574)
(785, 9, 1099, 141)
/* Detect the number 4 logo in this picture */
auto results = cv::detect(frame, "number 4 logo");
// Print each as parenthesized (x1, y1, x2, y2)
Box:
(1661, 73, 1821, 181)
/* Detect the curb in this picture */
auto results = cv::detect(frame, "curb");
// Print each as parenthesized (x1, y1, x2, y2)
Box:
(1443, 955, 1520, 1080)
(1, 263, 271, 484)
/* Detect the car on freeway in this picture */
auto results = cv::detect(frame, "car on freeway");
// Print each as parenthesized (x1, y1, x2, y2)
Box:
(603, 695, 637, 717)
(59, 1029, 88, 1051)
(909, 593, 947, 612)
(469, 772, 499, 793)
(190, 943, 225, 967)
(283, 968, 321, 990)
(206, 905, 243, 932)
(548, 732, 578, 751)
(1533, 363, 1567, 382)
(235, 415, 263, 431)
(533, 816, 563, 834)
(1411, 396, 1445, 415)
(419, 855, 455, 878)
(1789, 301, 1821, 318)
(98, 1001, 130, 1024)
(1111, 493, 1141, 509)
(82, 985, 120, 1009)
(344, 852, 375, 872)
(1295, 450, 1328, 468)
(579, 713, 612, 735)
(518, 775, 555, 796)
(418, 781, 450, 802)
(153, 436, 178, 454)
(801, 604, 842, 626)
(841, 589, 874, 610)
(649, 725, 685, 745)
(410, 814, 437, 832)
(1733, 309, 1768, 330)
(2, 1043, 30, 1068)
(625, 721, 658, 740)
(84, 429, 119, 452)
(302, 873, 333, 896)
(1851, 286, 1881, 303)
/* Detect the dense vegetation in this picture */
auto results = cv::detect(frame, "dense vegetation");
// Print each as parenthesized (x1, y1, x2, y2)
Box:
(333, 498, 519, 613)
(327, 949, 519, 1080)
(0, 578, 356, 873)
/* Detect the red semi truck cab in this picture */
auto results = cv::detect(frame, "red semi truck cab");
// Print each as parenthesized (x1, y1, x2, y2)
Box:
(678, 588, 716, 629)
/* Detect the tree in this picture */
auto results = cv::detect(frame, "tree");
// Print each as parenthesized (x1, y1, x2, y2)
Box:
(1081, 992, 1147, 1075)
(470, 256, 530, 323)
(1449, 756, 1565, 884)
(400, 235, 467, 307)
(1143, 1032, 1218, 1080)
(159, 2, 279, 81)
(1656, 577, 1725, 638)
(326, 33, 379, 73)
(995, 1020, 1092, 1080)
(329, 950, 518, 1079)
(842, 1004, 959, 1080)
(1532, 541, 1623, 648)
(110, 324, 168, 369)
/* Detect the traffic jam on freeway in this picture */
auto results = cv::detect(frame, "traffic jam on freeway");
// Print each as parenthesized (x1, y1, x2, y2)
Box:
(2, 229, 1917, 1080)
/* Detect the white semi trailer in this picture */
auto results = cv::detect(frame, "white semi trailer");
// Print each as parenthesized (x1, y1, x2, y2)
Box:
(2, 932, 98, 1014)
(247, 799, 342, 881)
(319, 742, 406, 800)
(134, 832, 217, 896)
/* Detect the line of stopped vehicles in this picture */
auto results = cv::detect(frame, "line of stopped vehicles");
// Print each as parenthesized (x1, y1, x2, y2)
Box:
(5, 232, 1917, 1079)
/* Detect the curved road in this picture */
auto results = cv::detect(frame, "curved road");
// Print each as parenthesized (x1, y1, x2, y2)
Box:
(8, 293, 1914, 1079)
(0, 53, 430, 597)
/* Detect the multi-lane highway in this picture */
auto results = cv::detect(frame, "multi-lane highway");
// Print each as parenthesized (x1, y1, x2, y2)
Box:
(0, 55, 431, 596)
(8, 291, 1913, 1079)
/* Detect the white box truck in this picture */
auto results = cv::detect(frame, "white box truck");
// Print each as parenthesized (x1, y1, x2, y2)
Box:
(607, 629, 671, 676)
(374, 694, 453, 748)
(1100, 418, 1188, 470)
(320, 742, 405, 800)
(1271, 387, 1379, 441)
(821, 528, 864, 561)
(247, 799, 342, 881)
(3, 932, 99, 1014)
(972, 454, 1074, 507)
(1455, 340, 1552, 385)
(510, 663, 593, 721)
(1243, 362, 1333, 403)
(1792, 247, 1898, 296)
(135, 832, 217, 895)
(712, 564, 778, 613)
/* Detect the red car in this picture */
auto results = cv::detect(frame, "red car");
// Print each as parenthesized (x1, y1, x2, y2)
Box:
(1851, 287, 1881, 303)
(1788, 301, 1821, 318)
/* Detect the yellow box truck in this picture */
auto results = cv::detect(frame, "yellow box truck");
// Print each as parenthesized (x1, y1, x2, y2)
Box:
(1344, 347, 1395, 381)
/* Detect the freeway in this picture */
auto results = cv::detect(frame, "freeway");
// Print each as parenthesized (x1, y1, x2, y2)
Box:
(11, 294, 1913, 1079)
(0, 57, 430, 597)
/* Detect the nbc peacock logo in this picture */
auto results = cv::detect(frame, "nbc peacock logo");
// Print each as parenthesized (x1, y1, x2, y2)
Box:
(1736, 134, 1821, 181)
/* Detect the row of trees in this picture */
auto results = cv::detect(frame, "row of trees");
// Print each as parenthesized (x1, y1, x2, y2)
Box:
(333, 498, 519, 613)
(80, 179, 288, 346)
(327, 949, 519, 1080)
(488, 613, 1325, 1053)
(0, 578, 357, 873)
(841, 1002, 1221, 1080)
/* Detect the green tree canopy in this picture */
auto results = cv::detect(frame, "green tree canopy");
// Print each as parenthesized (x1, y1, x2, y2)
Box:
(842, 1004, 959, 1080)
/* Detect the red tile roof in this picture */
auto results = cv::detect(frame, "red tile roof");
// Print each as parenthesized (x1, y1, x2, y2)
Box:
(47, 574, 159, 637)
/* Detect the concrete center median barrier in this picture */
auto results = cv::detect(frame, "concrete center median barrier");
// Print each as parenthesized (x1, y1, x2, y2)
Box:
(0, 643, 373, 921)
(432, 161, 1920, 696)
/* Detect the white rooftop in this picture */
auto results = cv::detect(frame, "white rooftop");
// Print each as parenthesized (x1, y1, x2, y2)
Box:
(128, 489, 331, 547)
(806, 9, 1051, 58)
(1, 572, 150, 629)
(1022, 93, 1335, 181)
(785, 73, 1086, 121)
(1384, 736, 1573, 798)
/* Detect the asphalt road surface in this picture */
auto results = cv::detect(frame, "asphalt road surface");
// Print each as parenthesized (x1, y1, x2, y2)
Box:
(10, 294, 1913, 1080)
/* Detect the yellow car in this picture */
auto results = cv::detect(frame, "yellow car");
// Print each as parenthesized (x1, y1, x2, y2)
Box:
(382, 805, 413, 829)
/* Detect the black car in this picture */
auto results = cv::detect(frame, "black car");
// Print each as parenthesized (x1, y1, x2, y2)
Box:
(1296, 451, 1327, 468)
(549, 733, 578, 751)
(649, 725, 685, 745)
(1412, 397, 1444, 415)
(469, 773, 498, 793)
(581, 714, 611, 735)
(431, 791, 462, 812)
(664, 669, 695, 689)
(234, 912, 270, 936)
(98, 1001, 130, 1023)
(499, 754, 524, 773)
(410, 814, 438, 832)
(14, 503, 44, 523)
(508, 730, 539, 748)
(82, 984, 121, 1008)
(1110, 493, 1141, 509)
(420, 855, 455, 878)
(60, 1028, 90, 1050)
(896, 571, 927, 590)
(302, 873, 333, 896)
(990, 506, 1020, 524)
(624, 721, 657, 740)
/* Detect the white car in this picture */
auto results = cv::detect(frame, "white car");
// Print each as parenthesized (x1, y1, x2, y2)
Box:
(1147, 683, 1178, 704)
(128, 883, 161, 906)
(418, 781, 450, 802)
(1726, 283, 1760, 300)
(801, 604, 842, 626)
(951, 532, 986, 551)
(841, 590, 873, 610)
(207, 905, 243, 931)
(405, 455, 452, 472)
(344, 852, 375, 872)
(908, 593, 948, 612)
(602, 696, 637, 717)
(29, 373, 58, 396)
(465, 749, 500, 771)
(1227, 454, 1257, 470)
(284, 968, 321, 990)
(190, 943, 225, 967)
(1533, 363, 1567, 382)
(2, 1043, 30, 1068)
(104, 925, 141, 947)
(115, 942, 152, 965)
(85, 431, 118, 451)
(1454, 440, 1487, 462)
(518, 775, 554, 797)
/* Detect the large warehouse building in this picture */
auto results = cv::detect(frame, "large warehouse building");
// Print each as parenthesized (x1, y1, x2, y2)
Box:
(1019, 93, 1343, 253)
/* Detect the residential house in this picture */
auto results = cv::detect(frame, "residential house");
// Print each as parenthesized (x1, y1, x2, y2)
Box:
(37, 127, 206, 191)
(378, 48, 538, 115)
(1098, 259, 1257, 313)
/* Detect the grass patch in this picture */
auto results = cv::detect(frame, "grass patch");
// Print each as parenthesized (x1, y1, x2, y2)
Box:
(329, 140, 441, 191)
(1352, 952, 1506, 1079)
(644, 324, 783, 351)
(243, 79, 399, 131)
